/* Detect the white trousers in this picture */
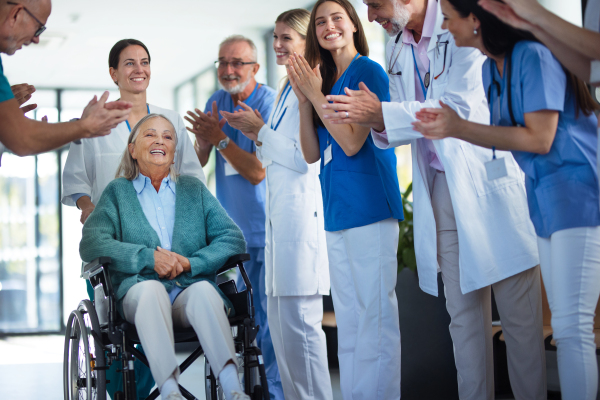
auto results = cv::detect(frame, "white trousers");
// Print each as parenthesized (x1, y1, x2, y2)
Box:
(432, 171, 546, 400)
(326, 218, 401, 400)
(122, 280, 237, 388)
(267, 294, 333, 400)
(538, 226, 600, 400)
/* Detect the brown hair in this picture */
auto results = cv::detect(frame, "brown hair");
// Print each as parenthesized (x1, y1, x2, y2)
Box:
(305, 0, 369, 127)
(275, 9, 311, 96)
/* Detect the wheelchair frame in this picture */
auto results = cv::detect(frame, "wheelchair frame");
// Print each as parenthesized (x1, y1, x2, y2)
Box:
(63, 253, 269, 400)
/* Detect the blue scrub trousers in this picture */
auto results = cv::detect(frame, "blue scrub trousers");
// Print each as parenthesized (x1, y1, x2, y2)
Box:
(236, 247, 284, 400)
(86, 281, 155, 399)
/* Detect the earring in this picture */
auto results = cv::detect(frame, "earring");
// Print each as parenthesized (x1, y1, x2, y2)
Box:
(474, 28, 478, 35)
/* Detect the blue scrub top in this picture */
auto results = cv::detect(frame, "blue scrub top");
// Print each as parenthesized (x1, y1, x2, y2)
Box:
(0, 57, 13, 103)
(205, 84, 276, 248)
(483, 40, 600, 238)
(317, 56, 404, 232)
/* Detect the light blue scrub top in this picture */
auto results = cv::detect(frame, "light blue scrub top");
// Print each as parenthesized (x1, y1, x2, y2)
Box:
(132, 172, 182, 303)
(483, 40, 600, 238)
(204, 85, 276, 248)
(317, 56, 404, 232)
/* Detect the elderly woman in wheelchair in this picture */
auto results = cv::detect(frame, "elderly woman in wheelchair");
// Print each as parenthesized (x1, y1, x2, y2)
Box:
(79, 113, 251, 400)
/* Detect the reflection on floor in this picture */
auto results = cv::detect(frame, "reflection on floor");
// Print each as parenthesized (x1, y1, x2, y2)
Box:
(0, 335, 343, 400)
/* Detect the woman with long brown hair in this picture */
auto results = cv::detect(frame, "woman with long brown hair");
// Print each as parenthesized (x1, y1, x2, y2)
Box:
(287, 0, 404, 398)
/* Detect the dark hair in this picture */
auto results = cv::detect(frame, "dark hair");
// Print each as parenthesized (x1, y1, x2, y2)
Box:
(108, 39, 151, 86)
(305, 0, 369, 127)
(447, 0, 599, 117)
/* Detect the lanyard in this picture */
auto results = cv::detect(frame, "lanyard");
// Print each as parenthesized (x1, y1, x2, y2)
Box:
(327, 53, 360, 146)
(271, 81, 292, 131)
(411, 45, 430, 99)
(125, 104, 151, 132)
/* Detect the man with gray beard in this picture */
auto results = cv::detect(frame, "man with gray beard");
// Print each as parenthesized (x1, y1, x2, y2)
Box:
(322, 1, 547, 399)
(186, 35, 283, 400)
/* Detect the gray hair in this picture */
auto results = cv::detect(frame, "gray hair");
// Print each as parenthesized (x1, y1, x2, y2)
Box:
(219, 35, 258, 62)
(115, 113, 179, 181)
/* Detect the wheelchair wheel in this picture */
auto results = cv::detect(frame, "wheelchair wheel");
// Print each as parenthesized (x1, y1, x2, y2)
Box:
(64, 306, 106, 400)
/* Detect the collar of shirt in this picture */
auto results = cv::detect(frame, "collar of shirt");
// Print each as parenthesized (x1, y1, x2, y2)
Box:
(402, 0, 438, 46)
(132, 172, 176, 196)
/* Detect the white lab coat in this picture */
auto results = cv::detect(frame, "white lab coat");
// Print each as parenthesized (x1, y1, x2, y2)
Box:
(256, 87, 329, 297)
(62, 104, 205, 206)
(374, 3, 539, 296)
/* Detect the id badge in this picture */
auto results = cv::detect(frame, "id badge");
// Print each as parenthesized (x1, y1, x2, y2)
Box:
(224, 162, 239, 176)
(324, 144, 333, 165)
(485, 157, 508, 181)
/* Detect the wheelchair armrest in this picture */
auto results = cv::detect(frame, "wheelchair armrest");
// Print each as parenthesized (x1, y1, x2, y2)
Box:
(216, 253, 250, 276)
(81, 257, 112, 280)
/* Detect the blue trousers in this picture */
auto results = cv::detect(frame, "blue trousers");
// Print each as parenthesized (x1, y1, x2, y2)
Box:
(236, 247, 284, 400)
(86, 281, 155, 399)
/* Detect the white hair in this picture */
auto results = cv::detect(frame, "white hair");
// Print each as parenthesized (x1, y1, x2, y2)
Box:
(218, 35, 258, 62)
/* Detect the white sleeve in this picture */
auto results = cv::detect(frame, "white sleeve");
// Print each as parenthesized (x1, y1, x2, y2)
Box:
(62, 141, 94, 207)
(174, 114, 207, 184)
(382, 44, 487, 148)
(256, 111, 308, 175)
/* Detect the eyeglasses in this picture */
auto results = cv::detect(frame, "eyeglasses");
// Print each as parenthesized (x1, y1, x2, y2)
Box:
(7, 1, 46, 37)
(214, 60, 256, 70)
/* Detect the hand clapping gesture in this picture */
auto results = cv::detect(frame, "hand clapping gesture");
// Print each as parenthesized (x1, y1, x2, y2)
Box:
(412, 101, 463, 140)
(287, 53, 322, 103)
(185, 101, 227, 145)
(220, 102, 264, 142)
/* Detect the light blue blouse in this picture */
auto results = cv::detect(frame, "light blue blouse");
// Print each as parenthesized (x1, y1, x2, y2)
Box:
(483, 41, 600, 238)
(132, 172, 182, 302)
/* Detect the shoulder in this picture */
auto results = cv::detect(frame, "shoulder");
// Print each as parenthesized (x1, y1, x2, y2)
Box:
(352, 57, 388, 82)
(258, 85, 277, 102)
(106, 177, 132, 191)
(177, 175, 207, 193)
(513, 41, 557, 66)
(95, 178, 133, 208)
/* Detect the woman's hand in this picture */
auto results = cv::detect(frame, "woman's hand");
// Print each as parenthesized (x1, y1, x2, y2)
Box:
(288, 53, 322, 103)
(478, 0, 538, 32)
(154, 247, 184, 280)
(412, 101, 464, 140)
(76, 196, 95, 225)
(220, 101, 265, 141)
(287, 68, 309, 104)
(157, 246, 191, 273)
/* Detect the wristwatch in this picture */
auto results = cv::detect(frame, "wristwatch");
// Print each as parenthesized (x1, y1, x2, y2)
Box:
(216, 137, 230, 151)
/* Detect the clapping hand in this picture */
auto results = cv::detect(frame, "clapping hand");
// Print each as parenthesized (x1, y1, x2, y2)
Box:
(185, 101, 227, 145)
(412, 101, 463, 140)
(287, 53, 322, 103)
(11, 83, 37, 114)
(220, 101, 264, 141)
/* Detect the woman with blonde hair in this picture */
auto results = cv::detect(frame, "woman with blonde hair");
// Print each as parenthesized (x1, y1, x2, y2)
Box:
(221, 8, 333, 400)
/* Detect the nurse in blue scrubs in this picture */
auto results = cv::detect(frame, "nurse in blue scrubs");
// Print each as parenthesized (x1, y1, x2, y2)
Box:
(288, 0, 404, 399)
(413, 1, 600, 399)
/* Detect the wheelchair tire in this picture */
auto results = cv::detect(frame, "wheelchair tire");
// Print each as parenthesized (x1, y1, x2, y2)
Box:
(64, 309, 106, 400)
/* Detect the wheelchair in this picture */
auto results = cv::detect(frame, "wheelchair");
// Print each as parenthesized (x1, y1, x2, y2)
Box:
(63, 253, 269, 400)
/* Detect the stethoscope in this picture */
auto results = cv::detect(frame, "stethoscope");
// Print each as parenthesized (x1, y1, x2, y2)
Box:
(387, 31, 450, 97)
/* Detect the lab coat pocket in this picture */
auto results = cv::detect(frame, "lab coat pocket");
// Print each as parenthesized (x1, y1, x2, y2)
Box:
(271, 193, 318, 243)
(460, 143, 519, 197)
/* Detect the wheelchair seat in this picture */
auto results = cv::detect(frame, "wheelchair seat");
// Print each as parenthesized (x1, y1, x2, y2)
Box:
(64, 253, 269, 400)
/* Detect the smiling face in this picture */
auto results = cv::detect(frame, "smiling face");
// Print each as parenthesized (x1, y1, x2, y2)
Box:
(109, 45, 151, 94)
(129, 117, 176, 178)
(273, 22, 306, 66)
(314, 1, 357, 52)
(217, 40, 259, 94)
(2, 0, 51, 55)
(440, 0, 480, 48)
(364, 0, 410, 36)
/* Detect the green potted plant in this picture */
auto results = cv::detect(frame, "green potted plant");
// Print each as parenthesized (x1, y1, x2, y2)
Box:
(397, 183, 416, 273)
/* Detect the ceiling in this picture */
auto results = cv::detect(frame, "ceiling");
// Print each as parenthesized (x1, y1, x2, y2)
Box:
(2, 0, 313, 108)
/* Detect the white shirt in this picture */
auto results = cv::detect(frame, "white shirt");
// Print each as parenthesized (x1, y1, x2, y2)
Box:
(62, 104, 205, 207)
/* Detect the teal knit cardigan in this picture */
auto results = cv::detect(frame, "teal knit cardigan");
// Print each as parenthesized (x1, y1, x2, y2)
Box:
(80, 175, 246, 316)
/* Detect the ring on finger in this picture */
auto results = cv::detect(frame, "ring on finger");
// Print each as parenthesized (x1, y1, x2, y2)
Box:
(345, 112, 349, 119)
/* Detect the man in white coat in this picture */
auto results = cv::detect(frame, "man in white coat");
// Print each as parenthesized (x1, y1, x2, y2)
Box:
(323, 0, 546, 398)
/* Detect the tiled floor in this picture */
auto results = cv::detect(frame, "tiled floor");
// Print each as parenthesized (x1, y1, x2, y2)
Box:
(0, 335, 343, 400)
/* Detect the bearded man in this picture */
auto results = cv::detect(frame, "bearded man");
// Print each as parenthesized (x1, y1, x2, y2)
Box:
(186, 35, 283, 400)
